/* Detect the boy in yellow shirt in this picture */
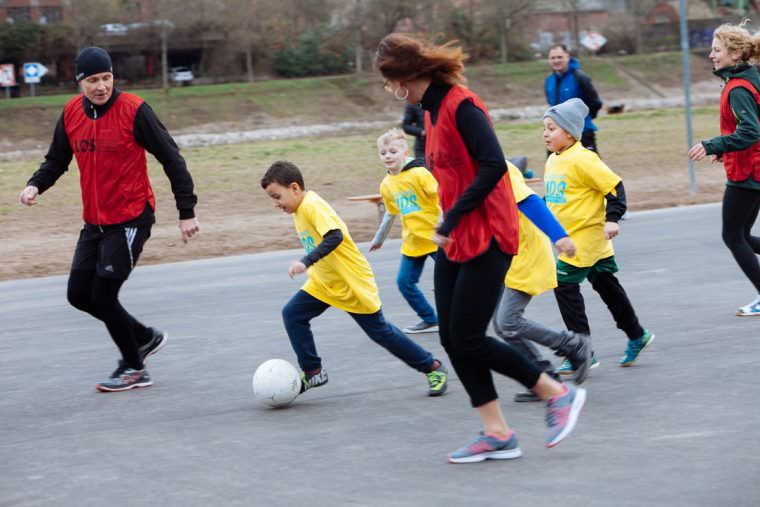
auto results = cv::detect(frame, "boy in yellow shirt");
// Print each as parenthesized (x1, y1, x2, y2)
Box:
(543, 98, 654, 370)
(492, 162, 591, 402)
(260, 160, 449, 396)
(370, 129, 440, 334)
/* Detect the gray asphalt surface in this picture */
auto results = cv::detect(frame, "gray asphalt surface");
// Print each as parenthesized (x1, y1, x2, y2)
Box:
(1, 203, 758, 507)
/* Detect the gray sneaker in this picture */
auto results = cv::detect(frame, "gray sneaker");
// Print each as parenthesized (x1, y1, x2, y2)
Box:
(96, 361, 153, 392)
(300, 368, 329, 393)
(403, 321, 439, 334)
(557, 331, 591, 384)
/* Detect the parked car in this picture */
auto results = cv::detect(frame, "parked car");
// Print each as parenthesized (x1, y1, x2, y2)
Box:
(170, 66, 193, 86)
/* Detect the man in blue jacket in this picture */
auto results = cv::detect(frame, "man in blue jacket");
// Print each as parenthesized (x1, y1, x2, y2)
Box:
(544, 44, 603, 154)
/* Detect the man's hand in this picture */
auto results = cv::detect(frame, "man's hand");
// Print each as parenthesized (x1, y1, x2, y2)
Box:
(19, 185, 39, 206)
(604, 221, 620, 240)
(288, 261, 307, 279)
(179, 218, 200, 244)
(554, 236, 576, 257)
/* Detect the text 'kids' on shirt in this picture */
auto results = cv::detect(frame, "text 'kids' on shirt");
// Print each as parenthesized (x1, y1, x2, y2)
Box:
(294, 190, 382, 314)
(379, 159, 441, 257)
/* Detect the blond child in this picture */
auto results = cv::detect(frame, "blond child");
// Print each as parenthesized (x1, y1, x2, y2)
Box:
(543, 98, 654, 370)
(370, 129, 440, 334)
(260, 160, 448, 396)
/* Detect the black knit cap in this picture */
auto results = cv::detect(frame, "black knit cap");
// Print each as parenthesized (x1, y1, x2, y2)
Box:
(74, 47, 113, 82)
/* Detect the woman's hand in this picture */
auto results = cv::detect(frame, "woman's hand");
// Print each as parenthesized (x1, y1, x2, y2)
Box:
(432, 232, 452, 248)
(687, 143, 707, 161)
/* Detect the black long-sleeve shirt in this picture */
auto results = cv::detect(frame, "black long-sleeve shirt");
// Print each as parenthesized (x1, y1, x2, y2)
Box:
(420, 82, 508, 237)
(28, 89, 197, 221)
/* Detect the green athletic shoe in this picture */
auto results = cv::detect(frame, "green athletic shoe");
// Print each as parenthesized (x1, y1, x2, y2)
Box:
(426, 363, 448, 397)
(619, 330, 655, 367)
(558, 353, 600, 375)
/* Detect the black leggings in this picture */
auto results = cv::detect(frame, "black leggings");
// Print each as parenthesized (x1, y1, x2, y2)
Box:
(722, 185, 760, 293)
(435, 242, 541, 408)
(67, 269, 150, 370)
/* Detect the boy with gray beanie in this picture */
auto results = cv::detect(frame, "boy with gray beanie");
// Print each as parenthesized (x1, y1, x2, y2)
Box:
(542, 99, 655, 374)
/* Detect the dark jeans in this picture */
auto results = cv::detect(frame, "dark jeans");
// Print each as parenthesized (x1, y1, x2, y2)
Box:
(282, 290, 434, 373)
(581, 130, 598, 154)
(67, 269, 151, 370)
(434, 242, 541, 408)
(397, 253, 437, 324)
(722, 185, 760, 293)
(554, 273, 644, 341)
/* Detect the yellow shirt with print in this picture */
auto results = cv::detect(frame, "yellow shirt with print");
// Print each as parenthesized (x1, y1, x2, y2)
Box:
(505, 163, 557, 296)
(380, 165, 440, 257)
(544, 142, 621, 268)
(294, 191, 382, 314)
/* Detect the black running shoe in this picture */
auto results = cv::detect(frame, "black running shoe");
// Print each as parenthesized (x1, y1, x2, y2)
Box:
(96, 361, 152, 392)
(139, 328, 168, 361)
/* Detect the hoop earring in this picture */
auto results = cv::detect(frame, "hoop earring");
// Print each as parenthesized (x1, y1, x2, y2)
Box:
(394, 86, 409, 101)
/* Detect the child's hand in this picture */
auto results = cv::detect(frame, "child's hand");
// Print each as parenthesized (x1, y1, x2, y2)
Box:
(433, 232, 452, 248)
(604, 221, 620, 240)
(288, 261, 307, 279)
(687, 143, 706, 161)
(554, 236, 576, 257)
(369, 242, 383, 252)
(709, 154, 722, 164)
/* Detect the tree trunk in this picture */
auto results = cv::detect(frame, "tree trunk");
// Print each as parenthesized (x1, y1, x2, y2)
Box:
(161, 26, 169, 92)
(355, 29, 363, 73)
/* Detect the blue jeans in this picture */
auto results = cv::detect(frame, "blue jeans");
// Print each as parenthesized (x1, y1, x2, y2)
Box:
(282, 290, 435, 373)
(397, 253, 437, 324)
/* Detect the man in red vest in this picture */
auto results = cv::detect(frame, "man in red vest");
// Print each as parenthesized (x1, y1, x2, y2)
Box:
(18, 47, 199, 392)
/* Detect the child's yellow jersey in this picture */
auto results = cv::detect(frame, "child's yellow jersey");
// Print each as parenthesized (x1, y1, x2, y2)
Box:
(294, 191, 381, 314)
(544, 142, 621, 268)
(505, 163, 557, 296)
(380, 166, 440, 257)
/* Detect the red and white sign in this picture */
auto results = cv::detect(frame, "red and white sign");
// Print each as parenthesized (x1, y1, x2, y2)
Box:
(581, 31, 607, 52)
(0, 64, 16, 87)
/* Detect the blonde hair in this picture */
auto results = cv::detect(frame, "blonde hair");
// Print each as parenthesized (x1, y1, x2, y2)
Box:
(375, 33, 467, 86)
(713, 20, 760, 63)
(377, 128, 408, 147)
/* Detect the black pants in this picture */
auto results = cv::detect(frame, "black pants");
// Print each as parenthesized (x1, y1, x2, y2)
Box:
(580, 130, 598, 154)
(554, 273, 644, 341)
(435, 242, 541, 408)
(722, 185, 760, 293)
(66, 224, 152, 370)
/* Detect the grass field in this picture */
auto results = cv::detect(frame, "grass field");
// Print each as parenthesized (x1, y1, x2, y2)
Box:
(1, 103, 728, 281)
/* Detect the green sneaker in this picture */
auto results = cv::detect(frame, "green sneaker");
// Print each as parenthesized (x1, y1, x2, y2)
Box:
(426, 362, 448, 397)
(619, 330, 655, 367)
(558, 353, 599, 375)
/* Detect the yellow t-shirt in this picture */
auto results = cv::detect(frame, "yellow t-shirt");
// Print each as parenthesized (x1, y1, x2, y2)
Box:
(380, 165, 440, 257)
(294, 191, 382, 314)
(544, 142, 622, 268)
(505, 163, 557, 296)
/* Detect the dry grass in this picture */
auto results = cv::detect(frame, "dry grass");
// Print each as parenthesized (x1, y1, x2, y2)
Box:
(1, 105, 728, 281)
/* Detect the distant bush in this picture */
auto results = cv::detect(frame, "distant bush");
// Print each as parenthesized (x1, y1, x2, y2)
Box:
(272, 28, 350, 78)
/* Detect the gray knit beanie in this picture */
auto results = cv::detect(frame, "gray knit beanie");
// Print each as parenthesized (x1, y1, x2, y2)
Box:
(543, 98, 589, 140)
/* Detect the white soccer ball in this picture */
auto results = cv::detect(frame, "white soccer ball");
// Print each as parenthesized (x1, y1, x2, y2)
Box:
(252, 359, 302, 408)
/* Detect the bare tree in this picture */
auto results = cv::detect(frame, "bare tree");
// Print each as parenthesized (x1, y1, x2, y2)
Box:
(64, 0, 123, 50)
(481, 0, 533, 63)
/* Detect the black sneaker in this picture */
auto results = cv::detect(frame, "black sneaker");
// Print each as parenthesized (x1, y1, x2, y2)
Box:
(403, 321, 439, 334)
(300, 368, 329, 393)
(514, 390, 540, 402)
(96, 361, 152, 392)
(139, 328, 168, 362)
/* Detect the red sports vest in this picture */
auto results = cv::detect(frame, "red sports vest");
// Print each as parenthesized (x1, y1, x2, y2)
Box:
(424, 86, 519, 262)
(719, 78, 760, 182)
(63, 92, 154, 225)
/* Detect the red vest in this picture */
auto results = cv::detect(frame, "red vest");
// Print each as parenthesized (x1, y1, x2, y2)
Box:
(63, 92, 155, 225)
(719, 78, 760, 182)
(424, 86, 519, 262)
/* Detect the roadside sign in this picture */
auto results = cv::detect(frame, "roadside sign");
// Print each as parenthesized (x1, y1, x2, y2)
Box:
(581, 31, 607, 52)
(23, 62, 48, 84)
(0, 64, 15, 87)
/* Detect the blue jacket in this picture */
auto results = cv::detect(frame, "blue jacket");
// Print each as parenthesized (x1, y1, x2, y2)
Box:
(544, 57, 602, 133)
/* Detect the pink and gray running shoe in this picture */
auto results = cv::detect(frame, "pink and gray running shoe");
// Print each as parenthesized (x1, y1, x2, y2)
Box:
(447, 432, 522, 464)
(545, 383, 586, 448)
